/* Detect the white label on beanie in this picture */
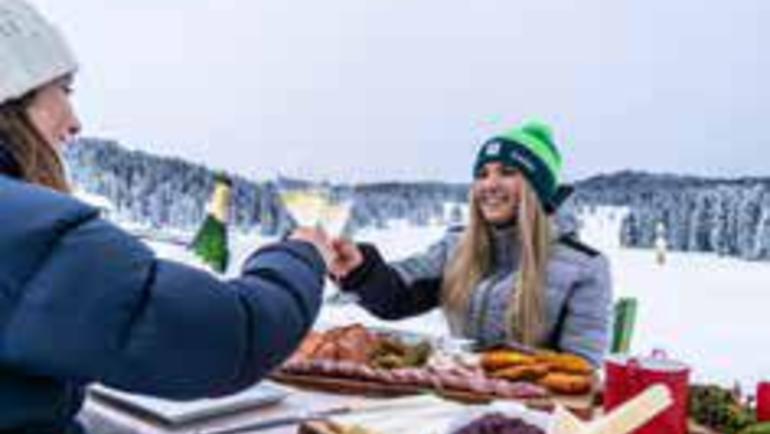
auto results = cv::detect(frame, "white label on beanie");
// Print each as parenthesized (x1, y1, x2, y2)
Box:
(511, 149, 536, 172)
(485, 142, 501, 156)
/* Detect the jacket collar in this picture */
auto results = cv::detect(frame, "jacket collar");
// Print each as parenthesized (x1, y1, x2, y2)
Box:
(490, 224, 520, 271)
(487, 209, 579, 269)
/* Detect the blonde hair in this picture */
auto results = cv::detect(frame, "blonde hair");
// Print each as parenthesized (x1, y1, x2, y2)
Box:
(442, 180, 553, 346)
(0, 95, 70, 192)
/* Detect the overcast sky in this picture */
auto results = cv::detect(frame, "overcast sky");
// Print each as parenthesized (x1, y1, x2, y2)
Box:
(34, 0, 769, 183)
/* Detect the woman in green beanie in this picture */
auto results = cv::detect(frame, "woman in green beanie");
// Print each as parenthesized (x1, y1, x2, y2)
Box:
(331, 121, 613, 366)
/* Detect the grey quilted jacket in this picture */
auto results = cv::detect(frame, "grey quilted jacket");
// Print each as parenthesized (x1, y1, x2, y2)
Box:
(341, 224, 613, 366)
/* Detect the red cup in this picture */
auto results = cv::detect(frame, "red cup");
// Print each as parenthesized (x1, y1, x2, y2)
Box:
(604, 351, 690, 434)
(758, 382, 770, 422)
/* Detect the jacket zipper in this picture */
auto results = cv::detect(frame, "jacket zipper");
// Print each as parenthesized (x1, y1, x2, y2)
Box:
(474, 272, 508, 343)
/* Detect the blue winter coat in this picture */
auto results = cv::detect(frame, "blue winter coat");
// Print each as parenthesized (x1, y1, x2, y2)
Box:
(0, 147, 325, 433)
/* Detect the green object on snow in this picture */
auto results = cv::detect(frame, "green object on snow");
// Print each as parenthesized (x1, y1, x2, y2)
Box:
(191, 174, 232, 273)
(611, 297, 637, 354)
(191, 215, 229, 273)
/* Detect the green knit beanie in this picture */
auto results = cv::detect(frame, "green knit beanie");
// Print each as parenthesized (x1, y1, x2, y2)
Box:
(473, 120, 566, 213)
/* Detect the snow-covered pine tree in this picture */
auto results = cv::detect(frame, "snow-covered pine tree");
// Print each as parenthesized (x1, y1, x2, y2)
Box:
(620, 213, 637, 247)
(259, 182, 279, 236)
(710, 188, 729, 256)
(691, 192, 714, 252)
(449, 203, 464, 226)
(191, 173, 232, 273)
(755, 192, 770, 259)
(737, 185, 764, 259)
(654, 220, 668, 265)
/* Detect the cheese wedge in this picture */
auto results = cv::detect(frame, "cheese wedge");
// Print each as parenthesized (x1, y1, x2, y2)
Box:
(548, 384, 673, 434)
(587, 384, 673, 434)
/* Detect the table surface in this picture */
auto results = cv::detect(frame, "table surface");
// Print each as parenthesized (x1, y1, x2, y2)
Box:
(80, 382, 717, 434)
(81, 382, 413, 434)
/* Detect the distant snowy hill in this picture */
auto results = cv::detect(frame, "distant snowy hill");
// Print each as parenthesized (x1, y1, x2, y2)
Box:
(573, 171, 770, 260)
(64, 138, 468, 236)
(65, 138, 770, 262)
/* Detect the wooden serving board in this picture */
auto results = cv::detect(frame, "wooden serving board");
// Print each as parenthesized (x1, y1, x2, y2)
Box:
(270, 372, 595, 417)
(299, 421, 342, 434)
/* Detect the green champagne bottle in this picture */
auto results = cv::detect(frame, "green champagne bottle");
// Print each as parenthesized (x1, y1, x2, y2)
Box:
(191, 173, 232, 273)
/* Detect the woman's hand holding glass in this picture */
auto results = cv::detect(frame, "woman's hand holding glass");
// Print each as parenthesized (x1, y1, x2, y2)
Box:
(290, 226, 334, 270)
(276, 176, 359, 303)
(329, 238, 364, 280)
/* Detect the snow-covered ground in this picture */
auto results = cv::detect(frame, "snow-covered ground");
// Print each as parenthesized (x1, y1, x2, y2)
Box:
(579, 207, 770, 391)
(146, 208, 770, 392)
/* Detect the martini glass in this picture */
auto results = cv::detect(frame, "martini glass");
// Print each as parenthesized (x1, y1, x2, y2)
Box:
(275, 175, 327, 229)
(320, 183, 359, 305)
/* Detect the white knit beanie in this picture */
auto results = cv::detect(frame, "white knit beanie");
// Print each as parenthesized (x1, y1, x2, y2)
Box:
(0, 0, 77, 105)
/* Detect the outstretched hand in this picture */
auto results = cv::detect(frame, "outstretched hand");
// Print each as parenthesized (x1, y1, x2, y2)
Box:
(290, 227, 334, 270)
(328, 238, 364, 279)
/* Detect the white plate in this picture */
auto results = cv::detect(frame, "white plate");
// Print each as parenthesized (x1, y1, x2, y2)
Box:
(89, 381, 288, 425)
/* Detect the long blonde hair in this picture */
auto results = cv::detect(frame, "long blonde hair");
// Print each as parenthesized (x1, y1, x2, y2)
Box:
(0, 95, 70, 192)
(442, 180, 553, 346)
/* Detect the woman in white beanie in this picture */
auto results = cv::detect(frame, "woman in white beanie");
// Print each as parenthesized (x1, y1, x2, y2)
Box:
(0, 0, 80, 191)
(0, 1, 332, 433)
